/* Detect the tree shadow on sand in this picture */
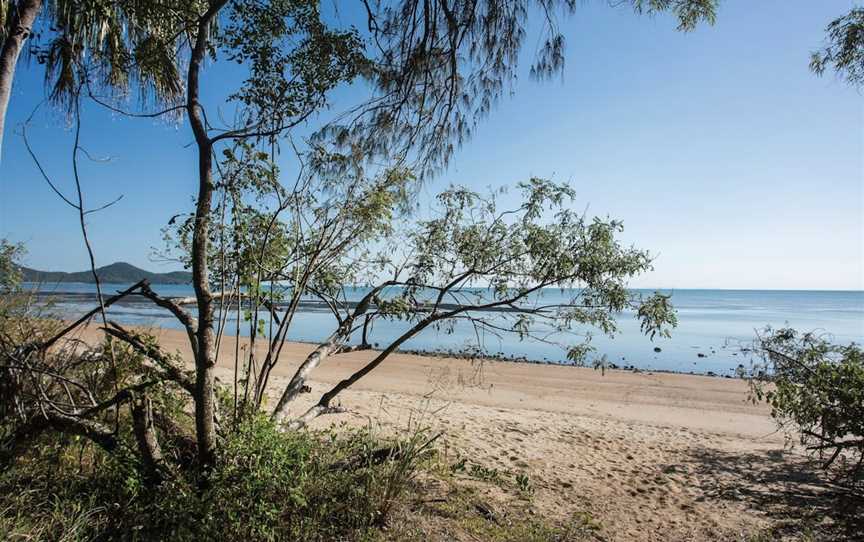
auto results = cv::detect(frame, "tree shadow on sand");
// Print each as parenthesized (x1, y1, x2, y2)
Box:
(675, 447, 863, 540)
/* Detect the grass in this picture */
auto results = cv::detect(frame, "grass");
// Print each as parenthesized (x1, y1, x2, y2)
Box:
(375, 476, 601, 542)
(0, 412, 592, 542)
(0, 416, 435, 542)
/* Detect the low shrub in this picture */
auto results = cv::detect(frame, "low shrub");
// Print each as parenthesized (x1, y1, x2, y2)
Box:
(747, 327, 864, 490)
(0, 416, 431, 541)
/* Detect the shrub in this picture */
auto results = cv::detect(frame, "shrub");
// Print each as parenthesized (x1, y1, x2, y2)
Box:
(0, 415, 430, 541)
(747, 328, 864, 489)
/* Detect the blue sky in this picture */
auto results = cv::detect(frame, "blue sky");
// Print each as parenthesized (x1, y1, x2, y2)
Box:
(1, 0, 861, 290)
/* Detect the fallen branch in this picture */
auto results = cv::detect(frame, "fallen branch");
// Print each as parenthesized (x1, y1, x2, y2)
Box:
(24, 280, 148, 354)
(101, 321, 195, 394)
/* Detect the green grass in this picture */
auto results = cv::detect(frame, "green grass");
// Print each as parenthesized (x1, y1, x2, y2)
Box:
(0, 414, 604, 542)
(0, 416, 434, 542)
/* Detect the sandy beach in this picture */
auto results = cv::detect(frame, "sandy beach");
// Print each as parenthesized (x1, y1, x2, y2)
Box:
(78, 324, 826, 541)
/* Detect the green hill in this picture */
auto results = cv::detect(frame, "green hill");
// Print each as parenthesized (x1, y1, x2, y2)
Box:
(19, 262, 192, 285)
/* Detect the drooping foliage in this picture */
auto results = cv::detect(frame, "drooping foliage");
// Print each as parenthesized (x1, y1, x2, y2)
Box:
(320, 0, 718, 175)
(21, 0, 199, 108)
(811, 7, 864, 88)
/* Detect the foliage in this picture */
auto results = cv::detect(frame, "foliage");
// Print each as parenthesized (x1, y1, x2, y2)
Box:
(0, 414, 431, 541)
(811, 8, 864, 88)
(0, 238, 24, 292)
(219, 0, 366, 131)
(157, 173, 680, 427)
(747, 328, 864, 489)
(0, 240, 56, 361)
(17, 0, 198, 109)
(322, 0, 718, 176)
(366, 178, 677, 361)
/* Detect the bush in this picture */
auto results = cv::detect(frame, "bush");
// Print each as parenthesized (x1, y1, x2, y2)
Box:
(747, 328, 864, 489)
(0, 416, 431, 541)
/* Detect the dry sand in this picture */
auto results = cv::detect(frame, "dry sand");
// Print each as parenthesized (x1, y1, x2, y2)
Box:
(81, 325, 835, 541)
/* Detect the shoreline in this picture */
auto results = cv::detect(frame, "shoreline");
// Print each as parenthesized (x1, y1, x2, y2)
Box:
(56, 316, 749, 378)
(393, 345, 745, 378)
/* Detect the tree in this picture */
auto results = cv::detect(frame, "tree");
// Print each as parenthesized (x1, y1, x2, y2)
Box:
(0, 238, 24, 291)
(0, 0, 194, 159)
(268, 179, 676, 428)
(747, 328, 864, 491)
(811, 7, 864, 88)
(178, 0, 714, 469)
(11, 0, 715, 473)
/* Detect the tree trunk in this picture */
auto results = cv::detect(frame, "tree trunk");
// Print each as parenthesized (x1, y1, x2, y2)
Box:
(271, 328, 346, 422)
(0, 0, 42, 160)
(190, 133, 217, 469)
(131, 395, 165, 485)
(185, 1, 226, 470)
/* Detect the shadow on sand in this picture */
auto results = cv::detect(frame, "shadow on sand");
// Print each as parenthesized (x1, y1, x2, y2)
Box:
(676, 446, 862, 540)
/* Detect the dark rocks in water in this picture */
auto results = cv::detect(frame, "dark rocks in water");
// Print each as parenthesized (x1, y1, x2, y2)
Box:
(697, 353, 706, 358)
(653, 347, 662, 353)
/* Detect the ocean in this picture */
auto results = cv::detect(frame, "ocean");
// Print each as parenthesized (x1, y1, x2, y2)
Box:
(24, 283, 864, 376)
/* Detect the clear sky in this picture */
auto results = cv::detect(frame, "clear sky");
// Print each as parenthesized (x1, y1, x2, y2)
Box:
(1, 0, 861, 290)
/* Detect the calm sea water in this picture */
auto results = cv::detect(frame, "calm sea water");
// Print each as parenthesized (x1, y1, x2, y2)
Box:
(24, 283, 864, 376)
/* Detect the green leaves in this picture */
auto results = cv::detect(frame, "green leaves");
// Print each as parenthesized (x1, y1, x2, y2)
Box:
(0, 239, 24, 292)
(748, 328, 864, 487)
(322, 0, 718, 178)
(31, 0, 196, 110)
(630, 0, 718, 32)
(220, 0, 365, 133)
(811, 8, 864, 88)
(636, 293, 677, 340)
(386, 179, 676, 364)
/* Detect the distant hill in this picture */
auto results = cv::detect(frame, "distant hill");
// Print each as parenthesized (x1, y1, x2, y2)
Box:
(20, 262, 192, 285)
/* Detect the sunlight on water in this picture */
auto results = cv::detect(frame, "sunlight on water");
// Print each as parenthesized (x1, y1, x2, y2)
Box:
(25, 283, 864, 376)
